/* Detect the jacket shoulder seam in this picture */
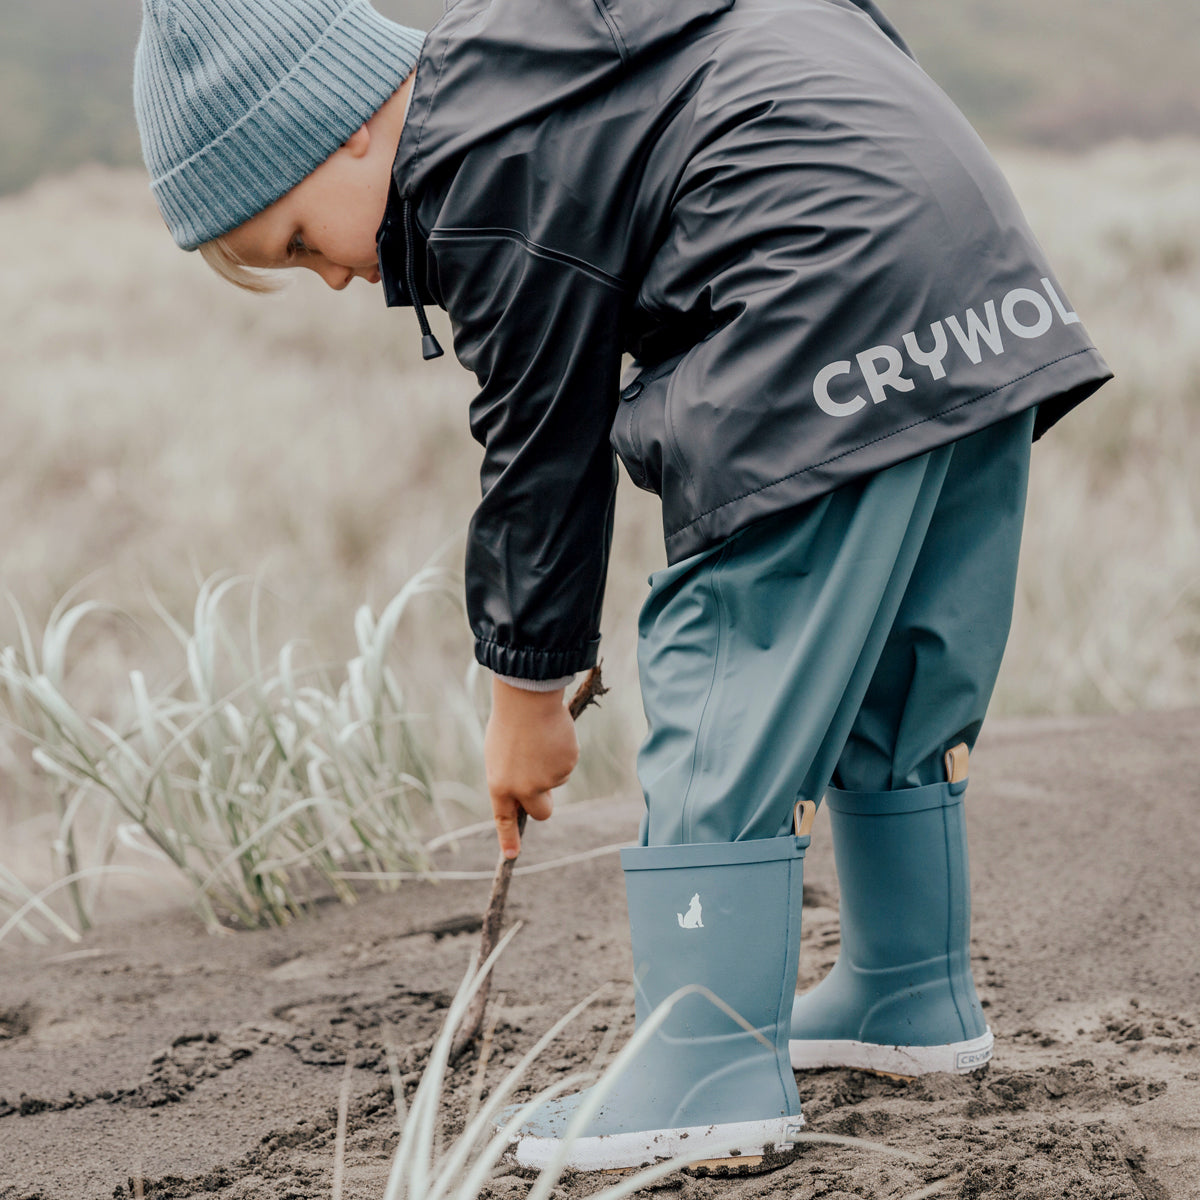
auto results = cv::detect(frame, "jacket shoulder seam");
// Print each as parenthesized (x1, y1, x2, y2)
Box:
(664, 348, 1099, 540)
(590, 0, 629, 61)
(401, 17, 454, 191)
(429, 226, 628, 291)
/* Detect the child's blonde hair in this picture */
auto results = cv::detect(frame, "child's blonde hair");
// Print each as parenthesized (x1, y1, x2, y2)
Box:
(198, 236, 279, 294)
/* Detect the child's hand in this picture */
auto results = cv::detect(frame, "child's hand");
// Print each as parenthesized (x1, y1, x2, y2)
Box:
(484, 677, 579, 859)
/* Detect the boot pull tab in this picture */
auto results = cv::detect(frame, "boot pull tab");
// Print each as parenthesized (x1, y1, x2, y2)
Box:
(944, 743, 969, 784)
(793, 800, 817, 837)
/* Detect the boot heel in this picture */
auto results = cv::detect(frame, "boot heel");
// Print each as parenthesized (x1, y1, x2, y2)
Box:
(789, 747, 991, 1076)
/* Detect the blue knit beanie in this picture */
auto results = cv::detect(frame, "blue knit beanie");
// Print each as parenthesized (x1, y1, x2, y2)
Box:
(134, 0, 425, 250)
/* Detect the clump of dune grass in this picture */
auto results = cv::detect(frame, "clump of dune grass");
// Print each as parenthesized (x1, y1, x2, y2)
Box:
(0, 565, 481, 939)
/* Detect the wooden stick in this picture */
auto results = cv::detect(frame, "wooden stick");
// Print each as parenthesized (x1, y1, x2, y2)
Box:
(566, 666, 610, 723)
(449, 665, 608, 1064)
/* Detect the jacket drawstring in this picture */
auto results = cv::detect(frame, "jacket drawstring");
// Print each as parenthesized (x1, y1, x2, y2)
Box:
(404, 196, 444, 360)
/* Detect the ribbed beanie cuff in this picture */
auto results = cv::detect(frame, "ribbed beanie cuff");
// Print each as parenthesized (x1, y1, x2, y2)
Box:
(135, 0, 425, 250)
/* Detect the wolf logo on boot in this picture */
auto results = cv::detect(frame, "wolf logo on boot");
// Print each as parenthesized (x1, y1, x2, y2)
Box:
(677, 893, 704, 929)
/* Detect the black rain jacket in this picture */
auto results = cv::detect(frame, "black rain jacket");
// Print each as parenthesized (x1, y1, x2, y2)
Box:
(377, 0, 1112, 681)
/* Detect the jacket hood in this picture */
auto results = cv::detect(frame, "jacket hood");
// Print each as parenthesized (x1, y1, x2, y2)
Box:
(393, 0, 735, 197)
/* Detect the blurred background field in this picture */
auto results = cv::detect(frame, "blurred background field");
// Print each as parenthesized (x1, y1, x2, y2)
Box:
(0, 0, 1197, 933)
(3, 0, 1198, 197)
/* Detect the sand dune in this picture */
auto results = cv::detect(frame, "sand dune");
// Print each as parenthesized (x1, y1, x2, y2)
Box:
(1, 709, 1197, 1199)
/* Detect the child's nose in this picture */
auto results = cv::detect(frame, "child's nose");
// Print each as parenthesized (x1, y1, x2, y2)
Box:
(311, 260, 353, 291)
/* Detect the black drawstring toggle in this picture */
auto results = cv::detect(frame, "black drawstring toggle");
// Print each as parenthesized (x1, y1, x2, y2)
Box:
(404, 196, 444, 360)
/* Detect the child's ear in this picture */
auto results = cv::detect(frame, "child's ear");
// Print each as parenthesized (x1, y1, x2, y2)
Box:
(342, 124, 371, 158)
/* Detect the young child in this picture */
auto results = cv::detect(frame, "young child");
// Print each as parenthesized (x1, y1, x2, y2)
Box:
(135, 0, 1111, 1174)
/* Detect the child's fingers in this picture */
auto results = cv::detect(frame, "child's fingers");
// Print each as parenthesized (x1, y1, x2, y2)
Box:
(521, 789, 554, 824)
(493, 804, 523, 859)
(492, 790, 554, 859)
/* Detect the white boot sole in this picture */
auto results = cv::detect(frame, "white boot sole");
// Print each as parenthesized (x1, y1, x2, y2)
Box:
(512, 1113, 804, 1173)
(789, 1027, 993, 1076)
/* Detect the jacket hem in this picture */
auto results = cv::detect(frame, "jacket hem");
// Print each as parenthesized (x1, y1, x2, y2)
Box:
(475, 636, 600, 680)
(662, 346, 1112, 564)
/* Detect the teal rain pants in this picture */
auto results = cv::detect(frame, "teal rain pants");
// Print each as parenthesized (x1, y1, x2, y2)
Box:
(635, 409, 1036, 846)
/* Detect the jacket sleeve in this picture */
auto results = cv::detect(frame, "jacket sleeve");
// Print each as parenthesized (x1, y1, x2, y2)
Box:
(428, 233, 624, 680)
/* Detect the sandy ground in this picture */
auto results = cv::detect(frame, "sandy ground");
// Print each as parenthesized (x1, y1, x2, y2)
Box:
(1, 709, 1198, 1200)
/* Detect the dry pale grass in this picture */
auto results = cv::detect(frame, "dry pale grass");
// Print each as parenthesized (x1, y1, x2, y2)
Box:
(997, 140, 1200, 713)
(0, 165, 657, 833)
(1, 142, 1197, 829)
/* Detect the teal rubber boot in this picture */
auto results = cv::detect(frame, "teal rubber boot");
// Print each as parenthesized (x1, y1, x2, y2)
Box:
(789, 747, 992, 1076)
(510, 815, 813, 1173)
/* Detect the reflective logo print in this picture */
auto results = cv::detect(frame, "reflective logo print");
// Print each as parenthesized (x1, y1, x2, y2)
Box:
(676, 893, 704, 929)
(814, 277, 1081, 418)
(955, 1045, 994, 1070)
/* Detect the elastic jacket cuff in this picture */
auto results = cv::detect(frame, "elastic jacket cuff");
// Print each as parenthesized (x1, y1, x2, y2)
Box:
(474, 635, 600, 680)
(493, 672, 576, 693)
